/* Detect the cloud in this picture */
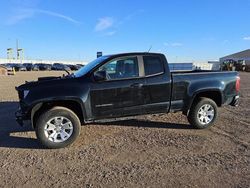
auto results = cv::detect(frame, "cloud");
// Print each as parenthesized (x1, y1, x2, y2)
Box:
(95, 17, 114, 31)
(104, 31, 116, 36)
(7, 9, 35, 24)
(123, 9, 145, 22)
(7, 8, 81, 25)
(116, 9, 144, 28)
(94, 10, 144, 36)
(243, 36, 250, 41)
(164, 42, 183, 47)
(171, 43, 183, 47)
(35, 9, 81, 24)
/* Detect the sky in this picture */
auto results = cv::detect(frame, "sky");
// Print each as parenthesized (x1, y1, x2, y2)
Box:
(0, 0, 249, 63)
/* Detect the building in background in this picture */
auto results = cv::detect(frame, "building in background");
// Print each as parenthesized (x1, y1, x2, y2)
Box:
(168, 63, 193, 71)
(207, 60, 221, 70)
(168, 61, 221, 71)
(193, 61, 214, 70)
(220, 49, 250, 62)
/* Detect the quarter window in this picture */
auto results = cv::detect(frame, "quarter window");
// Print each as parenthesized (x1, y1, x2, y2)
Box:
(143, 56, 164, 76)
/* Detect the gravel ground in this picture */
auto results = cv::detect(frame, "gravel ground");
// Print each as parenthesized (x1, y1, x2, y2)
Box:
(0, 71, 249, 187)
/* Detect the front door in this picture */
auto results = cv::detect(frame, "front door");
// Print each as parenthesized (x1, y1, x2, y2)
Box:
(90, 56, 145, 119)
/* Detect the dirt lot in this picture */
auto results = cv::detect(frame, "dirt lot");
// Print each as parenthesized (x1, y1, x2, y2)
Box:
(0, 71, 249, 187)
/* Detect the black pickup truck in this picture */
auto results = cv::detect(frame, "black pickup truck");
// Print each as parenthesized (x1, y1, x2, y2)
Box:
(15, 52, 240, 148)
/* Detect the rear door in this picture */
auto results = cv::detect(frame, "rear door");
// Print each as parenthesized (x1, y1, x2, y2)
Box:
(90, 56, 146, 119)
(142, 55, 172, 113)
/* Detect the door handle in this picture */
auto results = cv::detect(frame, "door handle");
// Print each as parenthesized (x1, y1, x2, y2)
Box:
(130, 83, 144, 88)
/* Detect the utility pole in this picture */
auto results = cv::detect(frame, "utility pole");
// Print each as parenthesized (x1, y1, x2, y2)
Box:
(16, 39, 24, 63)
(17, 49, 24, 63)
(16, 39, 19, 60)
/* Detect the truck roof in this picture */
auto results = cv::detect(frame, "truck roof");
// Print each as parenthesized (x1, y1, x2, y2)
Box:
(105, 52, 164, 58)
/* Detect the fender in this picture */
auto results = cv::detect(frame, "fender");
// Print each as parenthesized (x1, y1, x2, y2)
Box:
(29, 97, 88, 128)
(183, 79, 225, 114)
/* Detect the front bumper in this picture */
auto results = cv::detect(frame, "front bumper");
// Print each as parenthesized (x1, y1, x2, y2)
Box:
(230, 95, 240, 107)
(15, 106, 30, 126)
(15, 108, 24, 126)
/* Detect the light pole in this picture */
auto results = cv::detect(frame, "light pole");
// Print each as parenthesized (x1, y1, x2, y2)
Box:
(7, 48, 14, 63)
(17, 48, 24, 63)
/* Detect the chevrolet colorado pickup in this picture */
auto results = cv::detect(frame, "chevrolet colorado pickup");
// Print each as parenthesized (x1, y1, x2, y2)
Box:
(15, 52, 240, 148)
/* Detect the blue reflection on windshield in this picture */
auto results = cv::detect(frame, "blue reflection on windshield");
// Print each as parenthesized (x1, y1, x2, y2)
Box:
(74, 56, 109, 77)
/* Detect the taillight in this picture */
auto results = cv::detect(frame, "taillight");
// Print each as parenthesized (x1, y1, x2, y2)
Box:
(236, 76, 240, 93)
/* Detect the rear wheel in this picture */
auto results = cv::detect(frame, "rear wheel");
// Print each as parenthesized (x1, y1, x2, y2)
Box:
(188, 97, 218, 129)
(35, 106, 81, 149)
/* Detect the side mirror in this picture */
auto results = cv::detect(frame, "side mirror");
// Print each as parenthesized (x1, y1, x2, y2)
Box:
(94, 70, 107, 81)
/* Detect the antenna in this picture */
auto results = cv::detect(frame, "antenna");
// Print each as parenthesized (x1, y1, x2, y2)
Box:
(147, 45, 152, 52)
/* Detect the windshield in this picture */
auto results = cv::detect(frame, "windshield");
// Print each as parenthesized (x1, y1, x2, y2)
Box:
(74, 56, 109, 77)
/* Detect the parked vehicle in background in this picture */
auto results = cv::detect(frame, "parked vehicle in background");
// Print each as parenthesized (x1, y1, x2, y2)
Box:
(52, 63, 71, 71)
(235, 60, 246, 71)
(15, 52, 240, 149)
(33, 63, 52, 71)
(39, 64, 52, 71)
(4, 63, 16, 71)
(66, 64, 82, 71)
(241, 60, 250, 72)
(2, 64, 13, 72)
(23, 63, 33, 71)
(8, 63, 27, 71)
(66, 64, 77, 71)
(0, 64, 16, 75)
(33, 64, 40, 71)
(18, 64, 27, 71)
(76, 64, 84, 68)
(222, 59, 234, 71)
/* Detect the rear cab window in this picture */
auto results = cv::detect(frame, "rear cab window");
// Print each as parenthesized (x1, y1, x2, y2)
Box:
(143, 56, 165, 76)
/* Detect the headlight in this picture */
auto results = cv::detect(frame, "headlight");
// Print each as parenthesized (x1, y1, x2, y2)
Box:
(23, 90, 29, 98)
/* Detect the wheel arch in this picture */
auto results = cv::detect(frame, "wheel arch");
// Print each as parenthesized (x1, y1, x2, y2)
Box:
(183, 89, 223, 115)
(31, 99, 85, 128)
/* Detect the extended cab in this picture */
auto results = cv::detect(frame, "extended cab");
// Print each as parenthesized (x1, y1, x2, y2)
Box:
(15, 53, 240, 148)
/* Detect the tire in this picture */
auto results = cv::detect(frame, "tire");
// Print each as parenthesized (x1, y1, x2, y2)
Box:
(35, 106, 81, 149)
(187, 97, 218, 129)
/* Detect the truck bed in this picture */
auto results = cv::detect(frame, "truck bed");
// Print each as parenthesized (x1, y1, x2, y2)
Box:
(171, 70, 221, 74)
(170, 71, 239, 112)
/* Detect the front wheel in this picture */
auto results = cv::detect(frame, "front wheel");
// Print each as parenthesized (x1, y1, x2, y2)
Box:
(35, 106, 81, 149)
(188, 97, 218, 129)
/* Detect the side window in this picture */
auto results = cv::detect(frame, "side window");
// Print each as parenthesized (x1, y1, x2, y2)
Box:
(98, 57, 139, 80)
(143, 56, 164, 76)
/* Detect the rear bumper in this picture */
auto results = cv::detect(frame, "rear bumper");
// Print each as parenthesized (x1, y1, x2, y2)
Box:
(230, 95, 240, 107)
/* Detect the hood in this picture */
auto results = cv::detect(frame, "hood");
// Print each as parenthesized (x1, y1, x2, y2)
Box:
(37, 76, 61, 82)
(16, 75, 70, 91)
